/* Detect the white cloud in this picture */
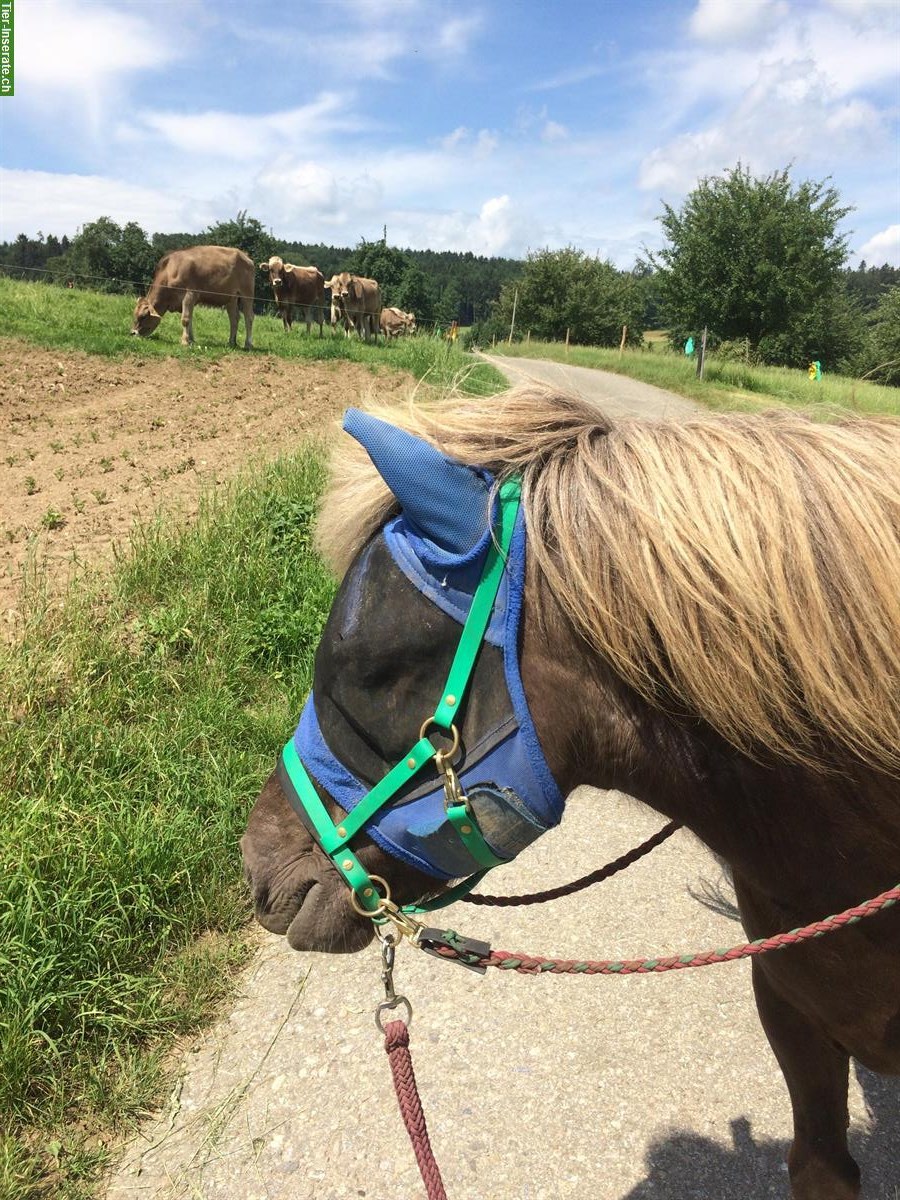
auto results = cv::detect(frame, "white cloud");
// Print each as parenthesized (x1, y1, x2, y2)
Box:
(530, 63, 610, 92)
(689, 0, 786, 43)
(858, 225, 900, 266)
(691, 0, 787, 43)
(441, 126, 469, 150)
(438, 15, 483, 54)
(639, 37, 896, 198)
(15, 0, 185, 136)
(125, 94, 368, 161)
(0, 169, 190, 240)
(542, 120, 569, 142)
(17, 0, 181, 90)
(475, 130, 499, 157)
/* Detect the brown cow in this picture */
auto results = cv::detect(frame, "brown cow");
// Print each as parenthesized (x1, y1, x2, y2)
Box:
(379, 306, 416, 339)
(325, 273, 382, 342)
(131, 246, 254, 349)
(259, 256, 325, 335)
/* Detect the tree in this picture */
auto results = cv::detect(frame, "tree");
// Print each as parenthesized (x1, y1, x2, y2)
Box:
(493, 247, 644, 347)
(346, 238, 410, 306)
(204, 211, 277, 266)
(63, 217, 152, 292)
(653, 165, 856, 366)
(394, 265, 434, 322)
(858, 285, 900, 386)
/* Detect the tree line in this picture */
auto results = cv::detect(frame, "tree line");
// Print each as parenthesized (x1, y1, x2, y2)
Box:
(0, 212, 523, 330)
(1, 164, 898, 382)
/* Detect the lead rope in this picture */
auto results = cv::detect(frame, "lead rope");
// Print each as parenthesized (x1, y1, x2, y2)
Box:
(382, 1020, 447, 1200)
(376, 932, 447, 1200)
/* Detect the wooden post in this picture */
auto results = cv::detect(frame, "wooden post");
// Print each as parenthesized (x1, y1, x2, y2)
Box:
(565, 327, 570, 354)
(526, 330, 531, 344)
(696, 325, 708, 379)
(491, 335, 496, 349)
(619, 324, 627, 356)
(508, 288, 518, 345)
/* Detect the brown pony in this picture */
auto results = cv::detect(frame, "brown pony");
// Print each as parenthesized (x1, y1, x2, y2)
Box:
(242, 386, 900, 1200)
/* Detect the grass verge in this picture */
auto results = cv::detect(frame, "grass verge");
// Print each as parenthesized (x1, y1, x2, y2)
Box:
(0, 450, 337, 1198)
(488, 340, 900, 416)
(0, 276, 505, 396)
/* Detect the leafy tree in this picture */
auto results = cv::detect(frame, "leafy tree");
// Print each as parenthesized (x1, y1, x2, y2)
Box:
(434, 278, 463, 327)
(115, 222, 157, 290)
(493, 247, 643, 347)
(652, 165, 864, 364)
(346, 238, 410, 305)
(653, 165, 856, 366)
(394, 265, 434, 322)
(204, 211, 277, 266)
(62, 218, 153, 292)
(844, 261, 900, 312)
(858, 285, 900, 386)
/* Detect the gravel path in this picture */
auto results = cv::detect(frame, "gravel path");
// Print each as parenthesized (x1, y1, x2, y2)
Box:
(105, 363, 899, 1200)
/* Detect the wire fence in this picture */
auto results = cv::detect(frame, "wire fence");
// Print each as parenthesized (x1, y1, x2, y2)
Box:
(0, 261, 451, 334)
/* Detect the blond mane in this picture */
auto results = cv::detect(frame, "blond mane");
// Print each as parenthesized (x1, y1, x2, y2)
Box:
(316, 386, 900, 773)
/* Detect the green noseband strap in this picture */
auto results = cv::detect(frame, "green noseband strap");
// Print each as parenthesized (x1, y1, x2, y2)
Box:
(280, 476, 522, 915)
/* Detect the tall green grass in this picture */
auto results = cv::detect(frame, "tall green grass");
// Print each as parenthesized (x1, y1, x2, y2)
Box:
(490, 340, 900, 416)
(0, 276, 505, 395)
(0, 452, 337, 1198)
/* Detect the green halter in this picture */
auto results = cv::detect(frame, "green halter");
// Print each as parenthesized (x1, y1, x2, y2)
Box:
(279, 477, 523, 917)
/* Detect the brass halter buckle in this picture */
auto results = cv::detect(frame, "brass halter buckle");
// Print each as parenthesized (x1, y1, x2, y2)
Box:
(419, 719, 469, 813)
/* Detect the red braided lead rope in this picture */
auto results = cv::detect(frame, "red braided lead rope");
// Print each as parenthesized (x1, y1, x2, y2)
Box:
(382, 1019, 448, 1200)
(430, 882, 900, 975)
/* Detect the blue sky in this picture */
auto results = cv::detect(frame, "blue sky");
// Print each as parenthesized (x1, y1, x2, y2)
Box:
(1, 0, 898, 265)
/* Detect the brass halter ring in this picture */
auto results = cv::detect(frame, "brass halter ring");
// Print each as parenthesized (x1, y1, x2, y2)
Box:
(349, 874, 422, 939)
(349, 873, 393, 917)
(419, 719, 468, 811)
(418, 718, 460, 765)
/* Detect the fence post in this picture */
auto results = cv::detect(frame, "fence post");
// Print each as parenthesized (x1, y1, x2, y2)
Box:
(696, 326, 708, 379)
(565, 327, 570, 355)
(619, 324, 627, 356)
(508, 288, 518, 345)
(526, 330, 531, 344)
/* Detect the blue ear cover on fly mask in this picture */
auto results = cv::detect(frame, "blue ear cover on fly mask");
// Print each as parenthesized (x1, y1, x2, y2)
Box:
(343, 408, 492, 556)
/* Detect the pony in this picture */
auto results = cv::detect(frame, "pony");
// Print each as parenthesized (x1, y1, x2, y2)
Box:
(241, 386, 900, 1200)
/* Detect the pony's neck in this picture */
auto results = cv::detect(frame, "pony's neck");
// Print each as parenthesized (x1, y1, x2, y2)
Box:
(522, 588, 895, 909)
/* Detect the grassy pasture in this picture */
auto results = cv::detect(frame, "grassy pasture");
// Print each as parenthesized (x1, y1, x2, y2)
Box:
(0, 276, 505, 396)
(492, 338, 900, 416)
(1, 452, 337, 1197)
(0, 275, 508, 1198)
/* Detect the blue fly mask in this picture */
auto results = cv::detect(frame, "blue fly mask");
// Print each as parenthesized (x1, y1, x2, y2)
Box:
(278, 409, 564, 914)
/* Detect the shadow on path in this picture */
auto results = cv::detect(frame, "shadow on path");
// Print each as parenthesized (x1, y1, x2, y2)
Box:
(623, 1068, 899, 1199)
(622, 1117, 789, 1199)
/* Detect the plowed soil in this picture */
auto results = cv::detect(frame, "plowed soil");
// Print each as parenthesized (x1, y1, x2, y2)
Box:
(0, 339, 412, 640)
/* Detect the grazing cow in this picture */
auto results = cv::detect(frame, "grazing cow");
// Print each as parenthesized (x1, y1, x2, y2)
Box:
(325, 272, 354, 336)
(259, 256, 325, 335)
(131, 246, 254, 349)
(325, 273, 382, 341)
(379, 307, 416, 339)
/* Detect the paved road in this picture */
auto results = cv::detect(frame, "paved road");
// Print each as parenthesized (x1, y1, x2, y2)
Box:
(106, 364, 898, 1200)
(477, 353, 698, 421)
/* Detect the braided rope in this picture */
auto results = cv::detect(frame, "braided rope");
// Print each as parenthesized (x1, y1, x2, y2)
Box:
(432, 883, 900, 975)
(382, 1019, 448, 1200)
(461, 821, 681, 907)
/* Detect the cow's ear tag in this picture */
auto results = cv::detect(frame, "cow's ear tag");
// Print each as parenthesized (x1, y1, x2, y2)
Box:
(343, 408, 491, 556)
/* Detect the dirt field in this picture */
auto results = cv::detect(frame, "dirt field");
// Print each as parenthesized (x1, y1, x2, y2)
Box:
(0, 339, 413, 639)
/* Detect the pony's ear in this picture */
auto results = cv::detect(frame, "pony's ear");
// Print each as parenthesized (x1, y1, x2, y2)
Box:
(343, 408, 491, 555)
